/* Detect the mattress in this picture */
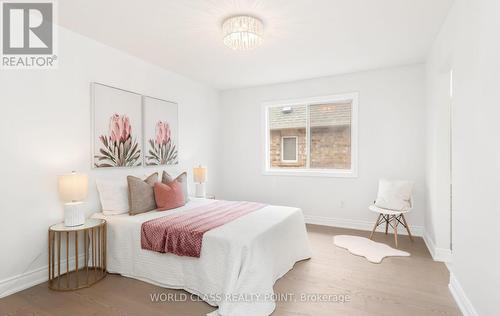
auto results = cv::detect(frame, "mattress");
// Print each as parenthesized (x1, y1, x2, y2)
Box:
(92, 198, 312, 316)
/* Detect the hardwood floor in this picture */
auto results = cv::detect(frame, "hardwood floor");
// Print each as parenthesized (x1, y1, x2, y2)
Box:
(0, 225, 460, 316)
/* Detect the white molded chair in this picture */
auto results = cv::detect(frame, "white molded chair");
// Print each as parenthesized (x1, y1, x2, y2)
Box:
(369, 185, 414, 248)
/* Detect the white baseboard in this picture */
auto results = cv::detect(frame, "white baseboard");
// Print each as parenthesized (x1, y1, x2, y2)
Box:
(449, 272, 479, 316)
(304, 215, 424, 237)
(0, 254, 86, 299)
(422, 232, 452, 262)
(0, 266, 47, 299)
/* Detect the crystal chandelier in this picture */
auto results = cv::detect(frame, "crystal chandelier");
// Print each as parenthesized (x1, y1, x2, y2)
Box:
(222, 15, 264, 51)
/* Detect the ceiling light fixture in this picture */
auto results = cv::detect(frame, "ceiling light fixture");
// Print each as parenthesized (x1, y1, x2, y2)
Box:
(222, 15, 263, 51)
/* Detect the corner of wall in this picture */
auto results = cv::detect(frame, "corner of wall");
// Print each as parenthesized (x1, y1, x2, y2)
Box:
(423, 230, 452, 262)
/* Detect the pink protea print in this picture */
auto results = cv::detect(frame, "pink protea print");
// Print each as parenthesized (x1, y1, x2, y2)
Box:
(155, 121, 171, 145)
(146, 120, 177, 166)
(109, 114, 131, 143)
(94, 113, 141, 168)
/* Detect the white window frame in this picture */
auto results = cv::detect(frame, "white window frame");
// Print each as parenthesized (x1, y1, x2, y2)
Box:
(281, 136, 298, 163)
(262, 92, 359, 178)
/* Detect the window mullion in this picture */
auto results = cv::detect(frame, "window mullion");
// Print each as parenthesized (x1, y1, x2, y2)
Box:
(306, 104, 310, 169)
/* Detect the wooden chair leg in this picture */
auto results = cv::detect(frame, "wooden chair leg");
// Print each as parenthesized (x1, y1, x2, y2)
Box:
(385, 215, 389, 234)
(393, 215, 398, 248)
(370, 214, 382, 239)
(401, 214, 414, 242)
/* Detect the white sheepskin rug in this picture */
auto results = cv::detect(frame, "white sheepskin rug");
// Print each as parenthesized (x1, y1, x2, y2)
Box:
(333, 235, 410, 264)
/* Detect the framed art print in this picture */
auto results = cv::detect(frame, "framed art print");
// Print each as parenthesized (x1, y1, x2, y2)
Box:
(142, 96, 179, 166)
(92, 83, 143, 168)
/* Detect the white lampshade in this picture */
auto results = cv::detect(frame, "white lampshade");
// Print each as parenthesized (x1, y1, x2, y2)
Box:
(58, 172, 88, 202)
(193, 166, 207, 183)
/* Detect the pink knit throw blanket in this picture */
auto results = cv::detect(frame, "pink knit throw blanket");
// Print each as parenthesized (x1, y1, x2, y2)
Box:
(141, 200, 266, 257)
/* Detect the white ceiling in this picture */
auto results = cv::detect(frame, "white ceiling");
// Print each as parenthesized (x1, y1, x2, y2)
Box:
(58, 0, 453, 90)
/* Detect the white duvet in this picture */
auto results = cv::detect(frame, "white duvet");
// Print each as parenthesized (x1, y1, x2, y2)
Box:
(92, 198, 312, 316)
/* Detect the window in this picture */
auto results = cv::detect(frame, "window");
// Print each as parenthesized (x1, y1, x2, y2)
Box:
(281, 136, 298, 163)
(263, 93, 358, 177)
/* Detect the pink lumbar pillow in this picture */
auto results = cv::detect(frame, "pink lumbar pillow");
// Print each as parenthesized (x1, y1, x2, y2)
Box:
(154, 181, 185, 211)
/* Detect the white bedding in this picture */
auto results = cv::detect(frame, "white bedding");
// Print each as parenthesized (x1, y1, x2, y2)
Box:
(92, 198, 312, 316)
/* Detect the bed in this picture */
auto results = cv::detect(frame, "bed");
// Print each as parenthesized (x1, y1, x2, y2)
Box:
(92, 198, 312, 316)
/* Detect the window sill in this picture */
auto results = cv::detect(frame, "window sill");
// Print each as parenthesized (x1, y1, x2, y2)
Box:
(262, 168, 358, 178)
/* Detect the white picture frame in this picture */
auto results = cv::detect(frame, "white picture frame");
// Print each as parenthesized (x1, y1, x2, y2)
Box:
(142, 96, 179, 166)
(91, 83, 143, 168)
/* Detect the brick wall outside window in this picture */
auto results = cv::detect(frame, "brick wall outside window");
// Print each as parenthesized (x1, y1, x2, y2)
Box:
(270, 126, 350, 169)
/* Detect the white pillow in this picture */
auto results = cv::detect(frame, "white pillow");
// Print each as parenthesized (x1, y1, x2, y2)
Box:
(375, 179, 414, 211)
(96, 179, 129, 215)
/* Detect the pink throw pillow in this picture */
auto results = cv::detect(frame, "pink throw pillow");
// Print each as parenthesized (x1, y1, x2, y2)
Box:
(154, 181, 185, 211)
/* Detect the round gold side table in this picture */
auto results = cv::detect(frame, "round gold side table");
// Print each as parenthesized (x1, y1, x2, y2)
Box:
(48, 218, 107, 291)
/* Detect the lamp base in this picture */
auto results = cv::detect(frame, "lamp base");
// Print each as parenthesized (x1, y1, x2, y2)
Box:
(195, 183, 206, 198)
(64, 202, 85, 226)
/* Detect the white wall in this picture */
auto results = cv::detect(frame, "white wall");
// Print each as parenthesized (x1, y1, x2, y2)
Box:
(0, 26, 221, 295)
(423, 2, 457, 260)
(219, 64, 426, 233)
(427, 0, 500, 315)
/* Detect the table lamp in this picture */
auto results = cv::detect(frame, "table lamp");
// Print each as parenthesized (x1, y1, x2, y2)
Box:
(193, 166, 207, 198)
(58, 171, 88, 226)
